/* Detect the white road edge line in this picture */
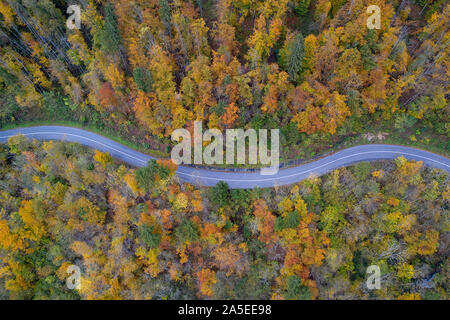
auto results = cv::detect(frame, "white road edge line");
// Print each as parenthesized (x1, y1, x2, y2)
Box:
(0, 132, 150, 164)
(1, 131, 449, 183)
(176, 151, 450, 182)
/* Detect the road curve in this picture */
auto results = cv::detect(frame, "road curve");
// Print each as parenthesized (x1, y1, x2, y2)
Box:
(1, 126, 449, 189)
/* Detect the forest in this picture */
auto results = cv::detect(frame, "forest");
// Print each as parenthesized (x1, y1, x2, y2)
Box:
(0, 137, 448, 299)
(0, 0, 448, 301)
(0, 0, 448, 161)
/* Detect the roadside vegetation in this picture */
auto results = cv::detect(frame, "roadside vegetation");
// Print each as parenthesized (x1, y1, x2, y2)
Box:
(0, 0, 448, 165)
(0, 138, 448, 299)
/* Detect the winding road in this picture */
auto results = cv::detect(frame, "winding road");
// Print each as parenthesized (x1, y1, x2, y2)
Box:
(1, 126, 449, 189)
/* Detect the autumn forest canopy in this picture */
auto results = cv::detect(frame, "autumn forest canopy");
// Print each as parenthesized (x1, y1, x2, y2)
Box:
(0, 0, 448, 160)
(0, 137, 448, 299)
(0, 0, 449, 301)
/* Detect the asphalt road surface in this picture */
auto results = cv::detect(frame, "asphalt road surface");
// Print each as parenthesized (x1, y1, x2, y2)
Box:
(1, 126, 449, 189)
